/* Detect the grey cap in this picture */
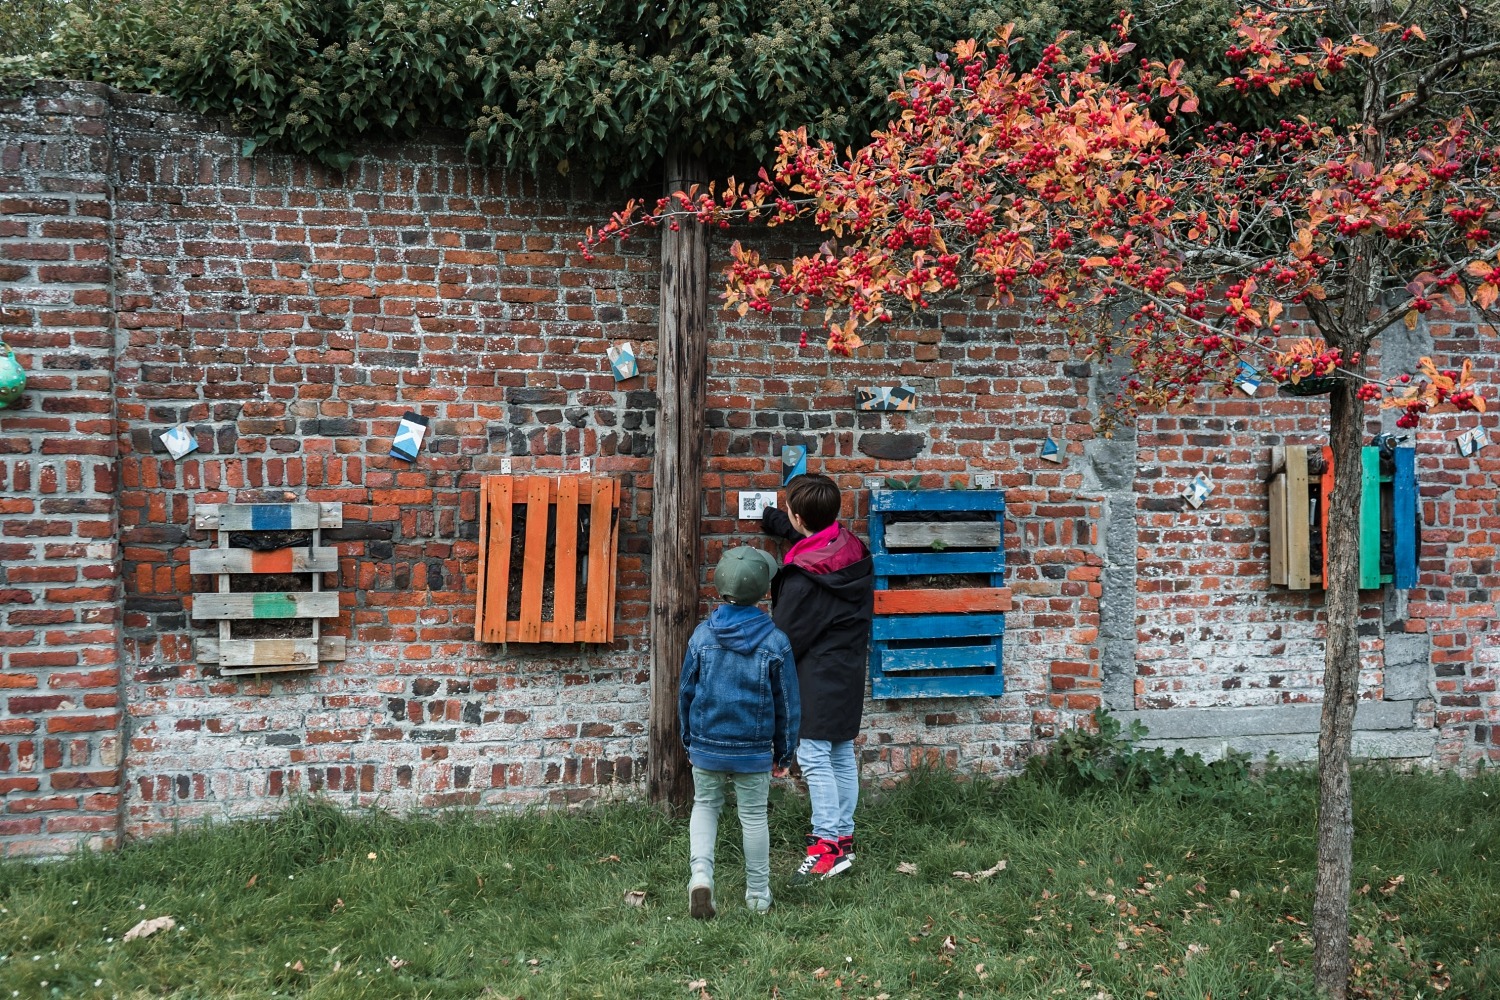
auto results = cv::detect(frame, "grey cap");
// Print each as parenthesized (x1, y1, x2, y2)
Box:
(714, 546, 780, 605)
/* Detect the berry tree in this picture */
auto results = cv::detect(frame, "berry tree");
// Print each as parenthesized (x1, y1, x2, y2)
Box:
(585, 3, 1498, 994)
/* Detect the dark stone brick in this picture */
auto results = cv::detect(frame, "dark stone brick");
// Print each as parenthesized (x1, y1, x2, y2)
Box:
(264, 733, 300, 746)
(858, 432, 925, 461)
(325, 523, 394, 543)
(508, 387, 567, 405)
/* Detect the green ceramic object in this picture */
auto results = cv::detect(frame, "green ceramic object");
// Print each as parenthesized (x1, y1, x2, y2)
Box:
(0, 342, 24, 409)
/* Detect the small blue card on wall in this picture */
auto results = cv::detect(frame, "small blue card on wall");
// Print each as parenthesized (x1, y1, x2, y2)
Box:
(391, 411, 429, 462)
(159, 423, 198, 461)
(607, 342, 638, 381)
(781, 444, 807, 485)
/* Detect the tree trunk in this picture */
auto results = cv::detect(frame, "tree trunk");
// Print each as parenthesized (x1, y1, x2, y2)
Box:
(1311, 368, 1367, 1000)
(647, 148, 709, 813)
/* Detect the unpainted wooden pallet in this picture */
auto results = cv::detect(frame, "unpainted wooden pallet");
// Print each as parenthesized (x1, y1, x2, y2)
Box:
(191, 502, 346, 675)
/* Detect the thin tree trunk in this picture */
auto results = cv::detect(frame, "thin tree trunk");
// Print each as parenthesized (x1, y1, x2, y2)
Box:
(1311, 370, 1366, 1000)
(647, 147, 709, 813)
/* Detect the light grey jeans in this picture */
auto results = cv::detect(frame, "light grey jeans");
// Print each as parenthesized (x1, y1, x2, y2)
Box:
(689, 767, 772, 906)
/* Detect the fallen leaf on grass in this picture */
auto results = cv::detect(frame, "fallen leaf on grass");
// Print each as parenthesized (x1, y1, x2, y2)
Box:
(813, 967, 828, 980)
(1379, 874, 1406, 895)
(291, 960, 305, 972)
(598, 854, 621, 863)
(122, 916, 175, 942)
(624, 890, 647, 907)
(952, 860, 1007, 881)
(331, 898, 345, 913)
(244, 874, 257, 889)
(687, 979, 707, 990)
(896, 862, 918, 875)
(387, 956, 408, 970)
(941, 936, 958, 954)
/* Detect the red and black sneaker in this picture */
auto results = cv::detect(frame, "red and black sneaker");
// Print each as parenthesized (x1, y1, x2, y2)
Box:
(837, 836, 856, 863)
(791, 834, 851, 886)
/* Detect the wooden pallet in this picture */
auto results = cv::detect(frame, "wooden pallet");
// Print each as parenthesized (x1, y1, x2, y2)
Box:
(1267, 445, 1417, 591)
(867, 489, 1010, 699)
(474, 475, 621, 644)
(190, 502, 345, 675)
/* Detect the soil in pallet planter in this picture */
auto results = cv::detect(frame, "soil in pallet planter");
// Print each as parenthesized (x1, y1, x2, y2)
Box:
(504, 503, 594, 623)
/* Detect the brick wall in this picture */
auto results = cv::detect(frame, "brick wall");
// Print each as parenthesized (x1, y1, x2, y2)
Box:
(1, 82, 1496, 857)
(0, 83, 125, 854)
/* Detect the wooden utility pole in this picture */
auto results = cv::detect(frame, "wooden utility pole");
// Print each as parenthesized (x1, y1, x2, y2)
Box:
(648, 148, 708, 812)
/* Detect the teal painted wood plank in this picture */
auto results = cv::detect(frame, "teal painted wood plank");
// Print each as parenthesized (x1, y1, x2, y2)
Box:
(878, 643, 1001, 673)
(870, 490, 1006, 513)
(883, 521, 1003, 550)
(1393, 446, 1418, 589)
(1359, 446, 1382, 589)
(873, 612, 1007, 641)
(191, 591, 340, 620)
(872, 672, 1005, 699)
(874, 551, 1007, 577)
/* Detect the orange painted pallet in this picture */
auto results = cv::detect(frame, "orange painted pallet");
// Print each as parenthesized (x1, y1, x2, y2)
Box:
(474, 474, 621, 644)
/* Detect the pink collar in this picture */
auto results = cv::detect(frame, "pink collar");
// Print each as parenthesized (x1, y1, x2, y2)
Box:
(784, 522, 840, 565)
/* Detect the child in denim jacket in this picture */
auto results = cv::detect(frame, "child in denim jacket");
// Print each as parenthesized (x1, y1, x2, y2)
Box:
(678, 546, 801, 917)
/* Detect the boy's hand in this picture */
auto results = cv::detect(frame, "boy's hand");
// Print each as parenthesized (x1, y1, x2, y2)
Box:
(772, 764, 790, 779)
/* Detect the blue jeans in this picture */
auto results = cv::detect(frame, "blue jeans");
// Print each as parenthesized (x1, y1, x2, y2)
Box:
(689, 767, 772, 906)
(796, 738, 858, 841)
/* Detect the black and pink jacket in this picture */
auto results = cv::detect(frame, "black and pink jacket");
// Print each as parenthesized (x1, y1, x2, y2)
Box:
(763, 508, 874, 742)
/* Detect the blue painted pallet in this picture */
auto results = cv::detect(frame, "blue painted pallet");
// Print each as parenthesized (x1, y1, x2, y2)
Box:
(867, 489, 1006, 700)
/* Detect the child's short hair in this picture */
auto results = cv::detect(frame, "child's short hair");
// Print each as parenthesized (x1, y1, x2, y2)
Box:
(785, 473, 841, 533)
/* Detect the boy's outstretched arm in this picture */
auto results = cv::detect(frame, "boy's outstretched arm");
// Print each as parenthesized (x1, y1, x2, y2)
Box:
(762, 505, 800, 542)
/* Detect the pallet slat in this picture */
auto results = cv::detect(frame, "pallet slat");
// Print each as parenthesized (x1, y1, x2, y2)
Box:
(871, 490, 1006, 512)
(1286, 446, 1312, 590)
(189, 546, 339, 575)
(874, 587, 1011, 615)
(872, 672, 1008, 700)
(1393, 447, 1418, 589)
(194, 502, 342, 531)
(878, 643, 1001, 673)
(1359, 446, 1383, 589)
(874, 550, 1006, 577)
(553, 476, 580, 644)
(192, 592, 340, 620)
(882, 521, 1003, 550)
(518, 476, 551, 643)
(873, 612, 1008, 642)
(193, 636, 348, 668)
(196, 636, 346, 664)
(585, 478, 615, 643)
(1268, 473, 1289, 587)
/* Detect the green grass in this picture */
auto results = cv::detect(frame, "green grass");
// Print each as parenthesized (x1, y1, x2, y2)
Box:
(1, 767, 1497, 999)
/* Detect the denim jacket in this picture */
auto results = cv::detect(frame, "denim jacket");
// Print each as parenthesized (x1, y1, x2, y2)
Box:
(678, 604, 800, 773)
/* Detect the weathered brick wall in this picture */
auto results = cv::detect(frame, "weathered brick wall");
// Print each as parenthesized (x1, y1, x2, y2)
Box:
(0, 83, 125, 855)
(1, 82, 1496, 857)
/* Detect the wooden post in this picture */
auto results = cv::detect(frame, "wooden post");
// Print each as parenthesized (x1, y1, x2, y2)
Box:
(648, 148, 708, 812)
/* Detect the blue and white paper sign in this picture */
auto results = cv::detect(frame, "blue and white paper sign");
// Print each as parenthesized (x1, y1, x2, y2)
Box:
(607, 342, 638, 381)
(159, 424, 198, 461)
(781, 444, 807, 485)
(391, 411, 430, 462)
(1234, 361, 1262, 396)
(1185, 472, 1215, 509)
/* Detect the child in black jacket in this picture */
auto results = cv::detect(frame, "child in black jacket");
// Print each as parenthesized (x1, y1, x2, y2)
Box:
(763, 473, 874, 883)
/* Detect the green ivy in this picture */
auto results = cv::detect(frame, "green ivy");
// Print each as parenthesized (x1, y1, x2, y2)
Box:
(8, 0, 1364, 183)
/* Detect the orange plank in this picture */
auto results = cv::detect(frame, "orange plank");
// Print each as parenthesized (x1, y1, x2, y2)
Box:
(553, 476, 580, 643)
(603, 477, 620, 643)
(1321, 445, 1334, 589)
(874, 587, 1013, 615)
(474, 478, 491, 641)
(249, 549, 296, 574)
(518, 476, 551, 642)
(584, 477, 614, 643)
(482, 477, 514, 642)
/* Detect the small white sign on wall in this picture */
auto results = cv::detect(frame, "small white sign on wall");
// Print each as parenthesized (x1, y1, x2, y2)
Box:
(738, 491, 779, 520)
